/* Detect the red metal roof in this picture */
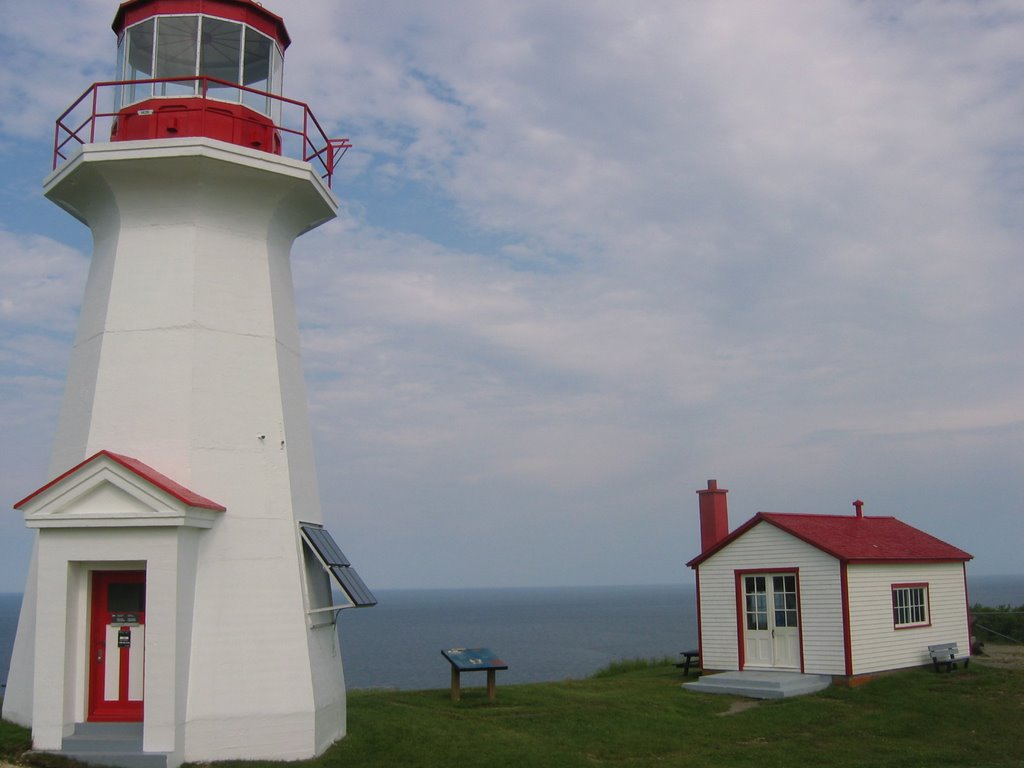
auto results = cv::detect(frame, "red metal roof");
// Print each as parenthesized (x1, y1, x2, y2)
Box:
(687, 511, 972, 567)
(14, 450, 226, 512)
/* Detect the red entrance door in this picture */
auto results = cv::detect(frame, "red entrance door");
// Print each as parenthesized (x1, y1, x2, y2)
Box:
(88, 571, 146, 722)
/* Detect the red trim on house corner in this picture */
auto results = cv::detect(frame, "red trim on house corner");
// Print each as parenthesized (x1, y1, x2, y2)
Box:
(841, 562, 853, 677)
(694, 570, 704, 670)
(962, 564, 972, 651)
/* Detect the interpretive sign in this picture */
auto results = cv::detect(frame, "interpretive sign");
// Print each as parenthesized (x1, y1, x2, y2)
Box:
(441, 647, 508, 702)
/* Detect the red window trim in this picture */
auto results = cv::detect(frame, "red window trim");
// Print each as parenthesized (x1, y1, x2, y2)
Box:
(694, 569, 704, 672)
(891, 582, 932, 630)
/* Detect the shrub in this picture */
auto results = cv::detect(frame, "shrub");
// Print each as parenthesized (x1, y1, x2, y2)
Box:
(971, 603, 1024, 644)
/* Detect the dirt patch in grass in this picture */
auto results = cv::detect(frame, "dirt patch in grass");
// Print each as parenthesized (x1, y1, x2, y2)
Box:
(718, 699, 761, 716)
(974, 644, 1024, 669)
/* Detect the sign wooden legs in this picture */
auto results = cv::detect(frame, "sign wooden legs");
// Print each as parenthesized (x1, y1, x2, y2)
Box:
(450, 667, 461, 702)
(448, 668, 497, 702)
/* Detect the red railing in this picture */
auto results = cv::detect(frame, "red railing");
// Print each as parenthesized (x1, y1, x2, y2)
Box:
(53, 76, 351, 188)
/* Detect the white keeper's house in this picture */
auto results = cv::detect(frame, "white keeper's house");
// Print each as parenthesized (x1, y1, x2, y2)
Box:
(687, 480, 973, 684)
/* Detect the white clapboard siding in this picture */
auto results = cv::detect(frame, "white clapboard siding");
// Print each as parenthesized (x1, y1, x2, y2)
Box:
(847, 562, 969, 675)
(696, 521, 846, 675)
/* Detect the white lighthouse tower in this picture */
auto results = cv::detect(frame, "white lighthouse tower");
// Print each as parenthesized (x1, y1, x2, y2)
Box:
(2, 2, 375, 767)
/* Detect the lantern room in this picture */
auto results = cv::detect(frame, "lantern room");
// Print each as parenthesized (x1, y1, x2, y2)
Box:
(110, 0, 290, 151)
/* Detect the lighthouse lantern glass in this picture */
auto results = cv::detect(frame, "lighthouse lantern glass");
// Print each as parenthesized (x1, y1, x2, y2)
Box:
(117, 14, 283, 119)
(241, 27, 274, 115)
(121, 19, 155, 105)
(155, 16, 199, 97)
(200, 17, 243, 102)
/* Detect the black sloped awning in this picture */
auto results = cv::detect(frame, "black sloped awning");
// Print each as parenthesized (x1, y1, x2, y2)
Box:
(300, 524, 377, 608)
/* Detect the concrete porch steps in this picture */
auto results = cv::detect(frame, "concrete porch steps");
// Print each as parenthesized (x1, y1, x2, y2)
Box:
(35, 722, 169, 768)
(683, 670, 832, 699)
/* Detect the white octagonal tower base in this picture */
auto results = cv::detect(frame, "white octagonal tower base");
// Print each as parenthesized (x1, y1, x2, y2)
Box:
(3, 138, 349, 767)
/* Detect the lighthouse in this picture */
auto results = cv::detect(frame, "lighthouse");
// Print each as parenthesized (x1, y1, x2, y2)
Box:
(2, 2, 375, 767)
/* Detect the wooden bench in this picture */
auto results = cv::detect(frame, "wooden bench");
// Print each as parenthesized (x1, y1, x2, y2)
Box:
(928, 642, 970, 672)
(676, 649, 700, 676)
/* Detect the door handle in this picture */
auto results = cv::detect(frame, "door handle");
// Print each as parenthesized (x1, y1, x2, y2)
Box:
(95, 646, 104, 663)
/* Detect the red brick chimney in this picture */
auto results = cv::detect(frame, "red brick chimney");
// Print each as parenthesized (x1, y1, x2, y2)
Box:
(697, 479, 729, 552)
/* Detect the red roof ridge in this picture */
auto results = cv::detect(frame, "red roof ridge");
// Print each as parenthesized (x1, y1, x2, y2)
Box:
(760, 511, 899, 522)
(15, 450, 226, 512)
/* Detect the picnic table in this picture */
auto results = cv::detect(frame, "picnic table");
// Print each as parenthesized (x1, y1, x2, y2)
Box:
(676, 649, 700, 676)
(441, 647, 508, 702)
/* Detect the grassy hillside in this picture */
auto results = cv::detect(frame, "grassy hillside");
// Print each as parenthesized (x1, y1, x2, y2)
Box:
(3, 659, 1022, 767)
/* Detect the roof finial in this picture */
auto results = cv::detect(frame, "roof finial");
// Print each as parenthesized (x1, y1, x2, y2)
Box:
(853, 499, 864, 518)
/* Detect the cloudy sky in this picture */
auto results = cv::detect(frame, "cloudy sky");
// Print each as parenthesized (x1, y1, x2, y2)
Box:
(0, 0, 1021, 592)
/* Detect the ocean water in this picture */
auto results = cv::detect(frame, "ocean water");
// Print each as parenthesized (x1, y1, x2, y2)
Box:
(1, 575, 1021, 693)
(966, 575, 1024, 607)
(337, 584, 695, 690)
(0, 593, 16, 691)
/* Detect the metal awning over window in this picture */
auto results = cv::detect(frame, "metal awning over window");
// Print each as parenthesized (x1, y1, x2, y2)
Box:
(300, 524, 377, 608)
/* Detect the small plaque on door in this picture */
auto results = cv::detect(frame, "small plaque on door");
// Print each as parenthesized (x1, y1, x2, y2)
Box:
(112, 613, 138, 625)
(117, 627, 132, 648)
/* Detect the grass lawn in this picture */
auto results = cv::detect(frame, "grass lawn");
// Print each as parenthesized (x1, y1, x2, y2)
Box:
(3, 659, 1022, 768)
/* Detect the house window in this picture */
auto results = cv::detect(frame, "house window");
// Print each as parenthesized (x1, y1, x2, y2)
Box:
(892, 584, 929, 628)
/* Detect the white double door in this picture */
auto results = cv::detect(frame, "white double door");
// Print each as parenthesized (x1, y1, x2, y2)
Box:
(742, 573, 800, 669)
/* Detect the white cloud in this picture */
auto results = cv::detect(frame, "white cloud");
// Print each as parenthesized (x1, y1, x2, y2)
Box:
(0, 230, 87, 334)
(0, 0, 112, 139)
